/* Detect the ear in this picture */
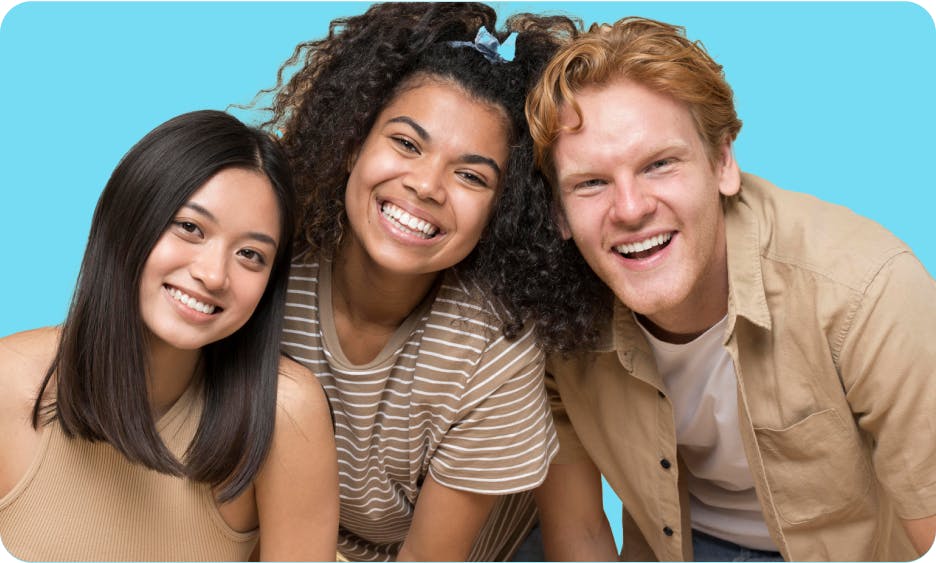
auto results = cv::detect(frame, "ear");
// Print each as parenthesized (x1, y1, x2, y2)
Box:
(553, 201, 573, 240)
(716, 141, 741, 197)
(346, 145, 361, 174)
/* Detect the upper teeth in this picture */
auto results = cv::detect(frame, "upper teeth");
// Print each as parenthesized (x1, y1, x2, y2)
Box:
(381, 202, 439, 238)
(167, 287, 216, 314)
(615, 232, 672, 255)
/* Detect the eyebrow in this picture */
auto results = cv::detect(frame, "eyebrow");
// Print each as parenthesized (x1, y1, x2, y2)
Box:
(388, 116, 430, 141)
(459, 153, 502, 179)
(387, 116, 502, 179)
(181, 202, 278, 247)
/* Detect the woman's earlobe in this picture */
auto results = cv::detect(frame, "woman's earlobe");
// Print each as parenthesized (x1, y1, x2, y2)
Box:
(553, 204, 573, 240)
(346, 147, 361, 174)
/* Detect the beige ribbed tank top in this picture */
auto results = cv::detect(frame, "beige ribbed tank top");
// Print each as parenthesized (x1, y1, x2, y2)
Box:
(0, 381, 258, 561)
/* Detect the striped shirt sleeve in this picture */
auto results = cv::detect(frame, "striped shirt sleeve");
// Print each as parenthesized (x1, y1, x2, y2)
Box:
(428, 325, 559, 494)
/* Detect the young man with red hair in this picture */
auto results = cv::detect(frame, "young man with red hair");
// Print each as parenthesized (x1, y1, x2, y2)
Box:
(524, 16, 936, 562)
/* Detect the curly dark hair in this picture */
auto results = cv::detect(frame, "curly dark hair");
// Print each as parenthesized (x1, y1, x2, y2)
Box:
(264, 2, 584, 347)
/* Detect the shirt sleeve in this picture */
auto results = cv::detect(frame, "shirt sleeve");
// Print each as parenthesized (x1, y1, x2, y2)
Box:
(543, 359, 592, 465)
(427, 326, 559, 495)
(839, 251, 936, 519)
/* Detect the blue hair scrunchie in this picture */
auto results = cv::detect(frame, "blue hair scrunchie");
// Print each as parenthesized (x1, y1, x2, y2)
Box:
(447, 27, 516, 63)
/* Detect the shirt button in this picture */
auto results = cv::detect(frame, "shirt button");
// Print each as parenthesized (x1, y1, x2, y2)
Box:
(663, 526, 674, 536)
(660, 458, 672, 469)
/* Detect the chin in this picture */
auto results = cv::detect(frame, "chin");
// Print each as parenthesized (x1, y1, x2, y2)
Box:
(150, 329, 215, 352)
(614, 286, 685, 319)
(167, 338, 211, 351)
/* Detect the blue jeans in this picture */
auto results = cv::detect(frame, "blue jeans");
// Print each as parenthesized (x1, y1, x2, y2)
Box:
(511, 523, 545, 562)
(692, 529, 784, 562)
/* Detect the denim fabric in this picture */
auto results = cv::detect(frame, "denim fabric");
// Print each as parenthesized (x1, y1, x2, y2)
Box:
(692, 529, 784, 562)
(510, 524, 545, 562)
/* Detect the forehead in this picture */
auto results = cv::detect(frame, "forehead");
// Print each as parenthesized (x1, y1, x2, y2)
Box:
(384, 76, 511, 137)
(554, 80, 702, 162)
(185, 168, 281, 240)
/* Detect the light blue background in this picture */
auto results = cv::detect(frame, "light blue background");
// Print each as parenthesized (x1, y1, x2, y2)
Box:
(1, 2, 934, 558)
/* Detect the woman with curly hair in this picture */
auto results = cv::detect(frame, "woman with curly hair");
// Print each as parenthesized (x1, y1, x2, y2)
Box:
(0, 110, 338, 561)
(265, 3, 578, 560)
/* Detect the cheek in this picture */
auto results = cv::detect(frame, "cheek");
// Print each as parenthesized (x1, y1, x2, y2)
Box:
(560, 199, 598, 240)
(348, 144, 397, 190)
(687, 190, 724, 232)
(234, 273, 274, 317)
(461, 193, 497, 238)
(140, 236, 176, 282)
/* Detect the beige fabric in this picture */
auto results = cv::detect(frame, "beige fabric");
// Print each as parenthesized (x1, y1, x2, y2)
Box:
(0, 381, 257, 561)
(546, 173, 935, 562)
(636, 315, 775, 551)
(282, 255, 558, 561)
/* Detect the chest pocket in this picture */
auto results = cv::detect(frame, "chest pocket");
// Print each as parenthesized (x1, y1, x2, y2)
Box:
(753, 407, 872, 524)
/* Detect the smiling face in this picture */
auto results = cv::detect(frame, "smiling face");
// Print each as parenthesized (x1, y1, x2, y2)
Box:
(553, 79, 740, 338)
(341, 78, 510, 279)
(139, 167, 281, 352)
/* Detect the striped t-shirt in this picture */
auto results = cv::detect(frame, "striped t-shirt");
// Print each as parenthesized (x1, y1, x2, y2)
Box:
(281, 255, 558, 561)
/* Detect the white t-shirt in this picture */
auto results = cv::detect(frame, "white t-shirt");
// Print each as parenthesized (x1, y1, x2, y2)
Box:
(636, 315, 777, 551)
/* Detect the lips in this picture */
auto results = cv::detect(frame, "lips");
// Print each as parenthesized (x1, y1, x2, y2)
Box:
(164, 284, 221, 315)
(614, 232, 673, 259)
(380, 201, 441, 239)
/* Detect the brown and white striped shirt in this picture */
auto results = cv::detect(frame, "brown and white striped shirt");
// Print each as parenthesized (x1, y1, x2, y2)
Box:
(281, 255, 558, 561)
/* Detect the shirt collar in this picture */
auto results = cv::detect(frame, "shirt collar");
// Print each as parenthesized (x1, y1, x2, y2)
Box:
(724, 173, 772, 334)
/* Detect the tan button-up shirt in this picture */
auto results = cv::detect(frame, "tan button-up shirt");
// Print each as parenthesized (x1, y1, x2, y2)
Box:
(546, 173, 936, 561)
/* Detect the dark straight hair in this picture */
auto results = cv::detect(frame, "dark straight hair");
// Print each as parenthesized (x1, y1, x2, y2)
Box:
(32, 110, 297, 502)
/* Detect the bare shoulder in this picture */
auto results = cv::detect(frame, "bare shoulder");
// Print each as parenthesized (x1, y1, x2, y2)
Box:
(0, 326, 60, 365)
(0, 327, 61, 495)
(274, 356, 330, 424)
(254, 357, 339, 561)
(0, 326, 60, 400)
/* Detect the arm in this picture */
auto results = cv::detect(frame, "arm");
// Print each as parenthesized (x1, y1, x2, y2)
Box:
(840, 253, 936, 555)
(254, 359, 339, 562)
(397, 323, 556, 561)
(396, 473, 498, 561)
(535, 460, 618, 561)
(902, 514, 936, 557)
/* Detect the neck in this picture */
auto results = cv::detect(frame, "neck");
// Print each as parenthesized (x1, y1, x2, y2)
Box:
(146, 335, 201, 418)
(636, 311, 725, 344)
(332, 240, 440, 330)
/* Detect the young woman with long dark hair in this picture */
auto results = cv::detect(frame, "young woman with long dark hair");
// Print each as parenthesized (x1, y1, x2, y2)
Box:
(0, 110, 338, 561)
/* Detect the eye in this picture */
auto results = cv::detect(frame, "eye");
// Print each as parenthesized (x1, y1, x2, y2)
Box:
(574, 178, 607, 190)
(644, 158, 675, 173)
(456, 170, 490, 188)
(172, 220, 203, 237)
(237, 248, 268, 268)
(392, 136, 420, 154)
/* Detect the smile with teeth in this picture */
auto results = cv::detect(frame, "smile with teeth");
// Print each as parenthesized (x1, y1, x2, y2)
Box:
(381, 201, 440, 239)
(615, 232, 673, 259)
(166, 285, 219, 315)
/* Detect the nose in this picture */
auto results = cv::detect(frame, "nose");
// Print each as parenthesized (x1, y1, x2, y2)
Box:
(608, 176, 656, 226)
(405, 158, 446, 204)
(189, 243, 229, 292)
